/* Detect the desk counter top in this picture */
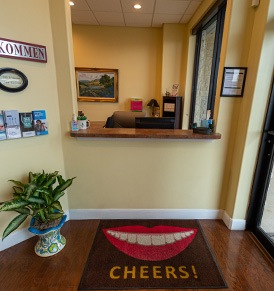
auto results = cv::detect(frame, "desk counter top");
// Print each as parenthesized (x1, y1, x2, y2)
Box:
(70, 122, 221, 140)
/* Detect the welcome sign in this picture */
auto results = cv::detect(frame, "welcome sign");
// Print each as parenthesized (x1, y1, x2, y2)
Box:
(0, 37, 47, 63)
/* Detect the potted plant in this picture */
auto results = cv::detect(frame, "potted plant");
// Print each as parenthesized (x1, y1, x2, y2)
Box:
(77, 111, 87, 120)
(0, 170, 75, 256)
(77, 111, 90, 130)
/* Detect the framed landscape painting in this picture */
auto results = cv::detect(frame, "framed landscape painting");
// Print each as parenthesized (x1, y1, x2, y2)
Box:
(75, 68, 118, 102)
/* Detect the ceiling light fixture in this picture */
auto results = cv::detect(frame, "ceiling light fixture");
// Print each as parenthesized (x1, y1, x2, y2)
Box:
(69, 1, 75, 6)
(133, 4, 142, 10)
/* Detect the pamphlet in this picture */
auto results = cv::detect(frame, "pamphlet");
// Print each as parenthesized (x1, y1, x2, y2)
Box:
(32, 110, 48, 135)
(3, 110, 21, 139)
(19, 112, 35, 137)
(0, 110, 7, 140)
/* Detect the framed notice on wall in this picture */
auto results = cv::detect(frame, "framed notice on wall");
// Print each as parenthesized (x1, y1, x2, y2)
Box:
(221, 67, 247, 97)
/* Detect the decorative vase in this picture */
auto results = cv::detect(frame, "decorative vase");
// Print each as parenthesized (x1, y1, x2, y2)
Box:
(28, 215, 67, 257)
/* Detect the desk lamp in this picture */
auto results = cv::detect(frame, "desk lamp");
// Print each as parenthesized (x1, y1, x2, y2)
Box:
(147, 99, 160, 117)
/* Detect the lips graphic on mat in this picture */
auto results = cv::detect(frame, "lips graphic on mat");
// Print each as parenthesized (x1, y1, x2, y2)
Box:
(103, 225, 198, 261)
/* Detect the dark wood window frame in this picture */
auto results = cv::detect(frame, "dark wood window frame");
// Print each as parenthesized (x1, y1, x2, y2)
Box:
(189, 1, 226, 129)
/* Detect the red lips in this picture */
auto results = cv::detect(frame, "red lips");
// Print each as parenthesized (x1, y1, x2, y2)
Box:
(103, 225, 197, 261)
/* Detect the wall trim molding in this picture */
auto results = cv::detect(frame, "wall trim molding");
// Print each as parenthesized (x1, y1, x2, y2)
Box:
(69, 208, 223, 220)
(0, 227, 35, 252)
(222, 211, 246, 230)
(1, 208, 246, 251)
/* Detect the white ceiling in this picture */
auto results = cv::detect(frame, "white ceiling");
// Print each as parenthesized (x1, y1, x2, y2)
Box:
(70, 0, 203, 27)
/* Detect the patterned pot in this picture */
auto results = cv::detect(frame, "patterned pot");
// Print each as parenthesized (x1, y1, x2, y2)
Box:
(28, 215, 67, 257)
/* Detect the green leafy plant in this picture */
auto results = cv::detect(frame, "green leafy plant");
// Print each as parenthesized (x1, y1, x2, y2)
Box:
(77, 112, 87, 120)
(0, 171, 75, 240)
(77, 116, 87, 120)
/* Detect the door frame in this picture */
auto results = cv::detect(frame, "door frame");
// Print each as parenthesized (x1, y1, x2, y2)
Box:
(246, 77, 274, 259)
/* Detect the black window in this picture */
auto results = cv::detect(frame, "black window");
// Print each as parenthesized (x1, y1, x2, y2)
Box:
(189, 1, 226, 128)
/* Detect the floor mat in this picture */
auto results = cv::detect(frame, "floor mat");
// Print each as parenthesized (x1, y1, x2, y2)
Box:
(78, 219, 227, 290)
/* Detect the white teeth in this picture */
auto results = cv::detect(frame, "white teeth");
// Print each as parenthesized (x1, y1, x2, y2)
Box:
(137, 235, 151, 246)
(181, 232, 187, 238)
(128, 233, 137, 243)
(151, 235, 165, 246)
(120, 232, 127, 241)
(106, 230, 194, 246)
(185, 230, 194, 237)
(165, 234, 175, 244)
(108, 230, 118, 237)
(174, 233, 182, 241)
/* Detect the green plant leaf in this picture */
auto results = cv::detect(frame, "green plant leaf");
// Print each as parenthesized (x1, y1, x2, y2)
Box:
(32, 208, 41, 216)
(15, 207, 31, 215)
(50, 201, 62, 211)
(36, 173, 47, 186)
(27, 196, 46, 204)
(0, 200, 29, 212)
(57, 175, 65, 185)
(38, 209, 46, 222)
(53, 191, 65, 202)
(2, 214, 28, 240)
(28, 171, 34, 183)
(32, 190, 40, 197)
(12, 186, 24, 194)
(53, 177, 76, 198)
(36, 187, 50, 195)
(44, 172, 59, 187)
(45, 212, 63, 221)
(25, 183, 37, 199)
(41, 193, 52, 205)
(8, 180, 24, 187)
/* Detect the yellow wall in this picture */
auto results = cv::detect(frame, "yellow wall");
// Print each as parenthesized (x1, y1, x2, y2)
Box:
(231, 0, 274, 218)
(73, 23, 189, 121)
(68, 0, 273, 221)
(184, 0, 274, 220)
(0, 0, 67, 236)
(212, 0, 274, 219)
(213, 0, 256, 217)
(69, 15, 226, 211)
(73, 25, 163, 119)
(161, 24, 188, 97)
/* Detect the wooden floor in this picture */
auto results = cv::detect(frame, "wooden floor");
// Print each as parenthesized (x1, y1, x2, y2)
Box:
(0, 220, 273, 291)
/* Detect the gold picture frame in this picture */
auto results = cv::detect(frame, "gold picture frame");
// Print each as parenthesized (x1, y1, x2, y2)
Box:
(75, 67, 118, 102)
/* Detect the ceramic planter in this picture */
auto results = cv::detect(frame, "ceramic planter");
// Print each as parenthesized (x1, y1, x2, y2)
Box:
(28, 215, 67, 257)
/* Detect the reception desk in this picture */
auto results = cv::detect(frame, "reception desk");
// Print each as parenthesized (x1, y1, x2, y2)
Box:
(70, 122, 221, 140)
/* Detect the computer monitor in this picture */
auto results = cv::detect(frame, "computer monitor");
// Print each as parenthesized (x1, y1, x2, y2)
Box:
(135, 117, 175, 129)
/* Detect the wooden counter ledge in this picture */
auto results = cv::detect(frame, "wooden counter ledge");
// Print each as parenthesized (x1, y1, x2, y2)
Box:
(70, 121, 221, 140)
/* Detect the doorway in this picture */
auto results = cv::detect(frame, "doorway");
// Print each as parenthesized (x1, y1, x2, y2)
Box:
(246, 78, 274, 259)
